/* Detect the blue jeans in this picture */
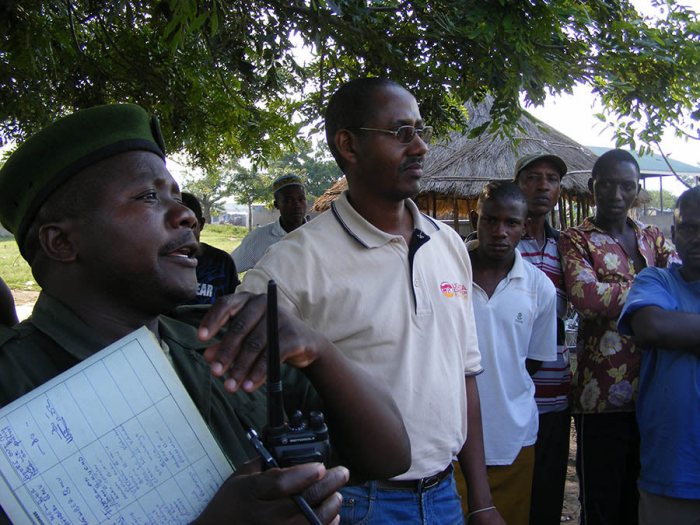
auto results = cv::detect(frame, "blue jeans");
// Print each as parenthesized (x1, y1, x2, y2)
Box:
(339, 473, 464, 525)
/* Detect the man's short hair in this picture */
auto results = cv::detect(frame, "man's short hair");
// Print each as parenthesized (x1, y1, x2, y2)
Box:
(477, 180, 528, 212)
(591, 149, 640, 180)
(324, 78, 404, 165)
(675, 186, 700, 216)
(23, 167, 106, 267)
(181, 192, 204, 220)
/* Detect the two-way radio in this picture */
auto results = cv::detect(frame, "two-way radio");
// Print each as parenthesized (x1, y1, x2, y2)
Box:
(263, 280, 330, 467)
(245, 280, 331, 525)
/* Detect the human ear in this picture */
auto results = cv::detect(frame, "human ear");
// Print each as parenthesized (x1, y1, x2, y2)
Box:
(38, 222, 78, 263)
(335, 129, 359, 166)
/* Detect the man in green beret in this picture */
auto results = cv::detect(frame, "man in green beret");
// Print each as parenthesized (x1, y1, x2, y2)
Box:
(0, 104, 410, 524)
(232, 173, 308, 272)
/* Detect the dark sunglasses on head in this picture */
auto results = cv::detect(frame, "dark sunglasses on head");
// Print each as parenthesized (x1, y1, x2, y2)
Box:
(353, 125, 433, 144)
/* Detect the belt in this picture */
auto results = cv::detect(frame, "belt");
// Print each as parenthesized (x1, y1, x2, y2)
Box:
(373, 464, 453, 492)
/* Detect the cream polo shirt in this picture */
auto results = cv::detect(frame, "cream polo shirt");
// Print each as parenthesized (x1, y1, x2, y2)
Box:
(467, 242, 557, 465)
(231, 219, 287, 272)
(239, 191, 482, 480)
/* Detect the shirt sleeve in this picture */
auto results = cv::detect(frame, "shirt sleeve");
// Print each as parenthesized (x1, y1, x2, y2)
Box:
(649, 226, 681, 268)
(617, 267, 677, 336)
(231, 230, 259, 272)
(460, 244, 483, 376)
(527, 276, 558, 362)
(238, 266, 303, 319)
(224, 255, 240, 294)
(559, 228, 630, 319)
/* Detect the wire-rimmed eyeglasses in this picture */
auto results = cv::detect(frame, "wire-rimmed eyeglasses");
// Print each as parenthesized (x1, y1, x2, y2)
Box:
(353, 125, 433, 144)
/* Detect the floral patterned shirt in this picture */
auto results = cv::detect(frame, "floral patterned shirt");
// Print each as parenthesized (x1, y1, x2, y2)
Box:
(559, 217, 679, 414)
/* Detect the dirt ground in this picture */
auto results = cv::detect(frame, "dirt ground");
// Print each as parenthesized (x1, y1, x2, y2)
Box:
(562, 421, 581, 522)
(13, 290, 39, 305)
(13, 289, 39, 321)
(12, 290, 583, 522)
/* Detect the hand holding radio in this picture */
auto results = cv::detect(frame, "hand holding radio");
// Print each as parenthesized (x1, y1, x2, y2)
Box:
(198, 278, 411, 482)
(193, 461, 348, 525)
(261, 280, 331, 470)
(197, 281, 335, 525)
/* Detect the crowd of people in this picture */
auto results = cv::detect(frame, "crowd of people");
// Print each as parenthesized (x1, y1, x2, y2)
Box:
(0, 77, 697, 525)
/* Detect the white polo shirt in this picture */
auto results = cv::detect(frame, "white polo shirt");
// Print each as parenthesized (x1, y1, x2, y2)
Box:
(467, 242, 557, 465)
(231, 219, 288, 272)
(239, 191, 483, 480)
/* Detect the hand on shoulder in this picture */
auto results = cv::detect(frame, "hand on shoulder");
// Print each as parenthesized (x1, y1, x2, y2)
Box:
(198, 292, 330, 393)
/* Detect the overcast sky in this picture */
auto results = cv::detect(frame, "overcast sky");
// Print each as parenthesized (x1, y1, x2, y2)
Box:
(525, 88, 697, 196)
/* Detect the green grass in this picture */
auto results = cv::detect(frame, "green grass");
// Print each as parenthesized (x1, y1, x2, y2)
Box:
(0, 224, 248, 292)
(201, 223, 248, 254)
(0, 237, 37, 291)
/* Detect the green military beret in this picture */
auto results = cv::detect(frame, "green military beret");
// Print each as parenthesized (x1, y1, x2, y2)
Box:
(0, 103, 166, 251)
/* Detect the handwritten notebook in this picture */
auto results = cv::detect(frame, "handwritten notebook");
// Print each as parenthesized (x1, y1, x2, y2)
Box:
(0, 326, 234, 524)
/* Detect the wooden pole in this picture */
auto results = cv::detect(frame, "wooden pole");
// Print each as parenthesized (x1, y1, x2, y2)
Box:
(558, 197, 566, 229)
(568, 195, 574, 227)
(466, 198, 473, 236)
(453, 197, 459, 233)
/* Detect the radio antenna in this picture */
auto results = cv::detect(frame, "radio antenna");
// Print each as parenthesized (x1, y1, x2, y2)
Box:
(267, 280, 284, 429)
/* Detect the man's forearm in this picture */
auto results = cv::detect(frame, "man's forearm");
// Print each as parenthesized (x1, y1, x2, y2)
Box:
(630, 306, 700, 352)
(305, 340, 411, 480)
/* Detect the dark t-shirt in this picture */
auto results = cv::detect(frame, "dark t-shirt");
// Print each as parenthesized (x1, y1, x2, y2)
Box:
(189, 242, 240, 305)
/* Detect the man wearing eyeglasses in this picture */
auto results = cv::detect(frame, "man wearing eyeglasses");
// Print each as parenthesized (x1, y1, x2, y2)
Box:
(237, 78, 504, 525)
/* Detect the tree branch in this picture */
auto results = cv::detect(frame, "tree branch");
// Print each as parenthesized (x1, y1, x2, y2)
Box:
(654, 141, 692, 189)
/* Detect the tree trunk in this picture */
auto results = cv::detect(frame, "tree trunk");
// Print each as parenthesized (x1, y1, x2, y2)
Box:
(202, 201, 212, 224)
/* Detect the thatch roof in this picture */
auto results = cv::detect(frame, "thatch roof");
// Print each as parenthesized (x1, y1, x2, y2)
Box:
(313, 177, 347, 213)
(420, 99, 597, 199)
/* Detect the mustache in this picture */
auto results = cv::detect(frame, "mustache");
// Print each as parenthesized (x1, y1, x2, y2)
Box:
(400, 156, 424, 170)
(159, 231, 196, 255)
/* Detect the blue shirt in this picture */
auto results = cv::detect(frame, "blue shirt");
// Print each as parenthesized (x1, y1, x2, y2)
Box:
(618, 265, 700, 499)
(187, 243, 239, 305)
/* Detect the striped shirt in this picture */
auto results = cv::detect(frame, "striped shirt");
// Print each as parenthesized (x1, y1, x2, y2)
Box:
(518, 222, 571, 414)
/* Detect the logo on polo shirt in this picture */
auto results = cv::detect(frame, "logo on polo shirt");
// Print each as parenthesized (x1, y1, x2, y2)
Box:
(440, 282, 454, 297)
(515, 312, 524, 324)
(440, 282, 468, 299)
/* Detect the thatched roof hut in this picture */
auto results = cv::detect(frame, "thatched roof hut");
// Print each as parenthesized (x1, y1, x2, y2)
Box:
(416, 99, 598, 233)
(312, 177, 348, 213)
(314, 99, 604, 234)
